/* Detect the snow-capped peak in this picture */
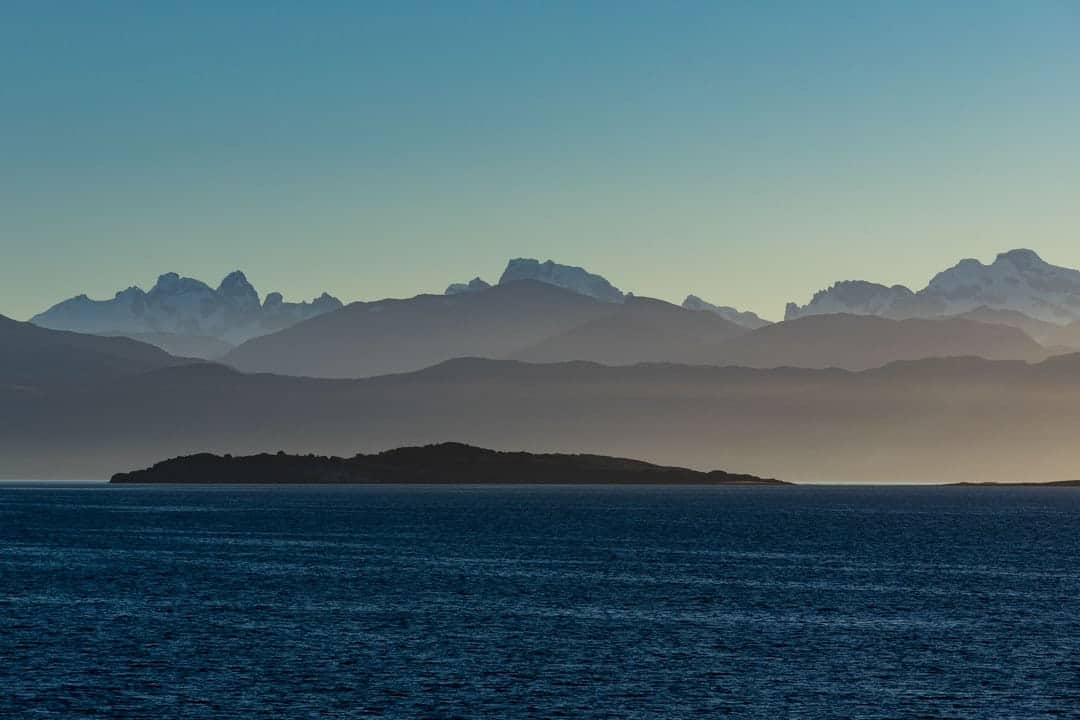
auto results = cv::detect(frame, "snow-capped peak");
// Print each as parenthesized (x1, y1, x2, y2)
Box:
(788, 249, 1080, 324)
(498, 258, 625, 303)
(31, 271, 343, 343)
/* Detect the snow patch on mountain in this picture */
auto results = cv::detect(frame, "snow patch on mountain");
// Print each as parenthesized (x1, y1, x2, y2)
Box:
(921, 249, 1080, 322)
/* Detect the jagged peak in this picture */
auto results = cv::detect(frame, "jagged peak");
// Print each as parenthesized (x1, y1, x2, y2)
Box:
(151, 272, 212, 295)
(310, 292, 343, 309)
(263, 290, 342, 311)
(785, 280, 917, 321)
(498, 258, 625, 303)
(994, 248, 1044, 267)
(217, 270, 258, 297)
(31, 271, 342, 341)
(114, 286, 145, 300)
(807, 280, 914, 304)
(933, 250, 1047, 279)
(788, 248, 1080, 324)
(826, 279, 913, 292)
(219, 269, 250, 284)
(682, 295, 771, 328)
(445, 277, 492, 295)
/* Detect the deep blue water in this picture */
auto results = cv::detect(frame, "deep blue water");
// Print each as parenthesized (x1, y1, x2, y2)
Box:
(2, 484, 1080, 718)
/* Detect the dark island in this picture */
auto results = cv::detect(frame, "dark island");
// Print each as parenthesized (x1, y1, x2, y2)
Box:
(111, 442, 786, 485)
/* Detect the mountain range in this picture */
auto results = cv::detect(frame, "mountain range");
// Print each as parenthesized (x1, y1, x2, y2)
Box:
(20, 253, 1078, 378)
(220, 279, 1048, 378)
(0, 313, 194, 390)
(9, 249, 1080, 482)
(444, 259, 772, 327)
(223, 282, 765, 377)
(680, 295, 772, 329)
(787, 249, 1080, 325)
(31, 271, 343, 356)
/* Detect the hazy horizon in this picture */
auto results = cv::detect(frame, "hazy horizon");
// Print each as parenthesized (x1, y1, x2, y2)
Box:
(4, 2, 1079, 321)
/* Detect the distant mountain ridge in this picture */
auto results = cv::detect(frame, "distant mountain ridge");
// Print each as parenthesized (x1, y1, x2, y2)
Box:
(27, 258, 767, 357)
(498, 258, 626, 303)
(22, 251, 1080, 379)
(682, 295, 772, 329)
(31, 271, 342, 352)
(222, 279, 1050, 378)
(510, 295, 748, 366)
(787, 249, 1080, 324)
(709, 313, 1047, 370)
(223, 280, 697, 378)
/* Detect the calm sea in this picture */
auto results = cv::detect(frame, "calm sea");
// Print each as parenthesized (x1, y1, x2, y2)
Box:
(2, 484, 1079, 718)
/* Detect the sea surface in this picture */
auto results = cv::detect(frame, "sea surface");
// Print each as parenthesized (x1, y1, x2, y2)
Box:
(2, 484, 1080, 719)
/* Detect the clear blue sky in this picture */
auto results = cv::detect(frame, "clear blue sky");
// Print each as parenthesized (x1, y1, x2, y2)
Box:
(3, 1, 1078, 320)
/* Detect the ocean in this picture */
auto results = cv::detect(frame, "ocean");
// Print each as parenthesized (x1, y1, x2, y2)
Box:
(2, 484, 1079, 718)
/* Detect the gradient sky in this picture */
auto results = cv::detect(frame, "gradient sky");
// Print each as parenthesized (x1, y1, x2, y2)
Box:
(3, 1, 1078, 321)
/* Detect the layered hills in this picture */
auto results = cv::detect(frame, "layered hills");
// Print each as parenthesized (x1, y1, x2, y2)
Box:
(0, 313, 195, 390)
(5, 323, 1080, 483)
(221, 281, 1048, 378)
(9, 250, 1080, 484)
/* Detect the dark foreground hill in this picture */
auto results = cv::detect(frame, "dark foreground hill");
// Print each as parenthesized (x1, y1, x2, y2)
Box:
(111, 443, 785, 485)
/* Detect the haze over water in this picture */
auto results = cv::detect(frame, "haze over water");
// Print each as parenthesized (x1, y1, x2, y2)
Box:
(3, 483, 1079, 718)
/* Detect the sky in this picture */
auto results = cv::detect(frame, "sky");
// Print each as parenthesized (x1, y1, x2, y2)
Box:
(2, 1, 1078, 321)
